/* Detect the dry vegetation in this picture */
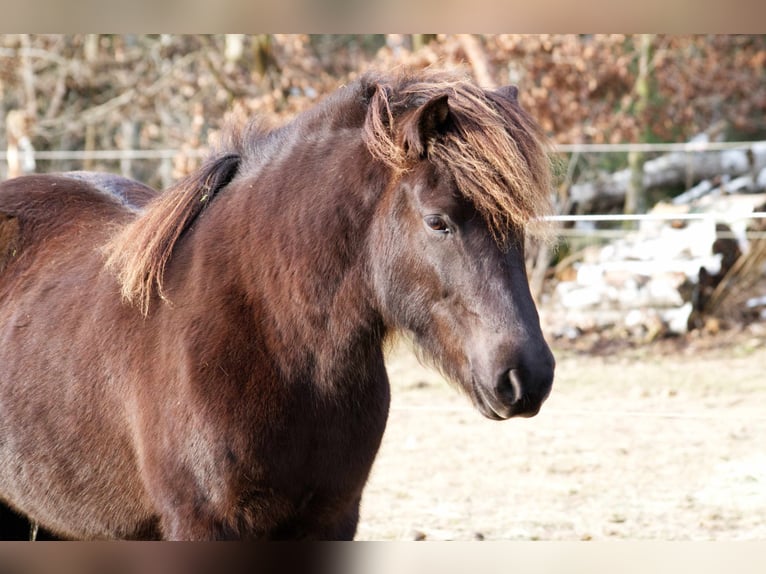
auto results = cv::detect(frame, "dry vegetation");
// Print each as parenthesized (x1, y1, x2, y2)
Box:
(1, 34, 764, 187)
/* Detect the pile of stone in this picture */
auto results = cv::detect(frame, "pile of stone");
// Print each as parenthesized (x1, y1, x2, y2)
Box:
(541, 192, 766, 341)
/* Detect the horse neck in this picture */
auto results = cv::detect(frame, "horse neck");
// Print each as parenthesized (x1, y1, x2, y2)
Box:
(189, 130, 389, 387)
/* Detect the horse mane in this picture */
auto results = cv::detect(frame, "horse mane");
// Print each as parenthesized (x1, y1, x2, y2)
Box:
(361, 69, 553, 243)
(104, 153, 240, 315)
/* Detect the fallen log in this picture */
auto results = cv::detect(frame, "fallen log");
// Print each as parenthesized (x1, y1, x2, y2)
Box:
(568, 140, 766, 211)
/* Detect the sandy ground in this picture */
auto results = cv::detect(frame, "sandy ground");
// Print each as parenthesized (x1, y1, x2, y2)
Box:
(355, 331, 766, 541)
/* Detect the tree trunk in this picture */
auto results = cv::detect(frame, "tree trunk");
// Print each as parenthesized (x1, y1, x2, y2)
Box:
(120, 120, 138, 179)
(624, 34, 652, 216)
(84, 34, 99, 63)
(18, 34, 37, 120)
(225, 34, 245, 64)
(457, 34, 494, 88)
(252, 35, 273, 78)
(411, 34, 436, 51)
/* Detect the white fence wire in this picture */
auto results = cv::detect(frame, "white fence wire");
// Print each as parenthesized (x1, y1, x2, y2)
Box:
(2, 139, 761, 161)
(3, 141, 765, 235)
(554, 141, 764, 153)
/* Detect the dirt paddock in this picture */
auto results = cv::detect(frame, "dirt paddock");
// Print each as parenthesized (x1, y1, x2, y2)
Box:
(355, 330, 766, 541)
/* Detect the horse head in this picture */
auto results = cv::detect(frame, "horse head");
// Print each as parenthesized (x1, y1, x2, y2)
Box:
(365, 73, 555, 420)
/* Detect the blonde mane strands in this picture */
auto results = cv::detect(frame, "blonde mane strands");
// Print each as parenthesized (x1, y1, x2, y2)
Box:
(104, 153, 240, 315)
(363, 70, 554, 244)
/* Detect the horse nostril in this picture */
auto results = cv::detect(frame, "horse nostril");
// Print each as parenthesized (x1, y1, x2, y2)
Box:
(509, 369, 523, 404)
(497, 368, 523, 405)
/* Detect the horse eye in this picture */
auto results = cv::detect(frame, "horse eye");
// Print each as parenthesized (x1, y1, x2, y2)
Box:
(424, 215, 450, 234)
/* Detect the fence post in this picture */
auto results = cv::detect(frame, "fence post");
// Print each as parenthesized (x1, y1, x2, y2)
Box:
(6, 110, 35, 179)
(120, 120, 138, 179)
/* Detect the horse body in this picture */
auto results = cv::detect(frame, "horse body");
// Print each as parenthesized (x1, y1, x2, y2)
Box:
(0, 176, 161, 538)
(0, 156, 390, 540)
(0, 69, 554, 539)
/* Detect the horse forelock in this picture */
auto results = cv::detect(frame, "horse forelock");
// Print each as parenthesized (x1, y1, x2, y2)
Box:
(361, 69, 554, 244)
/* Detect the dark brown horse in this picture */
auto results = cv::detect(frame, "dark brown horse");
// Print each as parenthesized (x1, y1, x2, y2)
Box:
(0, 69, 554, 540)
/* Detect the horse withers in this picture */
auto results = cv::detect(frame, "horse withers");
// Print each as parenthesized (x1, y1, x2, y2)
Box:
(0, 69, 554, 540)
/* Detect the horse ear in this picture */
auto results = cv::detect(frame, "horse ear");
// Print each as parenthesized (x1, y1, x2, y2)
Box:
(495, 85, 519, 103)
(403, 94, 451, 159)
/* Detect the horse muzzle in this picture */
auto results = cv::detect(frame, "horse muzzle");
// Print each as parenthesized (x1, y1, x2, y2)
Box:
(471, 346, 555, 420)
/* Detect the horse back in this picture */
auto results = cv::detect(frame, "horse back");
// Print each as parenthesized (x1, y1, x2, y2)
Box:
(0, 172, 156, 272)
(60, 171, 158, 209)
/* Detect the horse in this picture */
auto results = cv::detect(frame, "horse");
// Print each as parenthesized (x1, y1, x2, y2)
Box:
(0, 69, 555, 540)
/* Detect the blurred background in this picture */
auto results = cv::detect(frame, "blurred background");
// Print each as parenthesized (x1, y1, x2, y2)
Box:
(1, 34, 765, 540)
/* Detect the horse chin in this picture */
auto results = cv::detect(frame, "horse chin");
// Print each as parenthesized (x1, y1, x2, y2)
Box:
(475, 400, 508, 421)
(470, 380, 543, 421)
(470, 380, 514, 421)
